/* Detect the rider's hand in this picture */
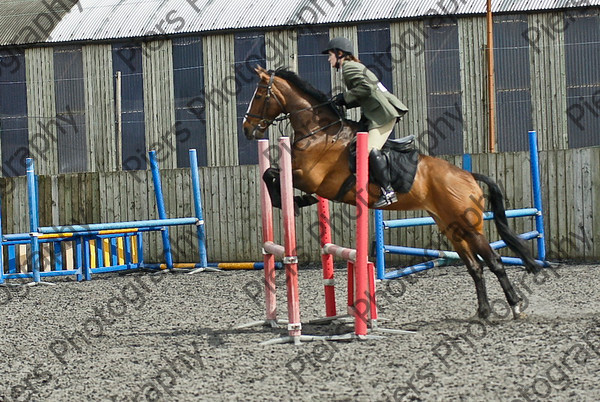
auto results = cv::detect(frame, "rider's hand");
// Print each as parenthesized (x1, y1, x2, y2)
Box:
(331, 93, 346, 107)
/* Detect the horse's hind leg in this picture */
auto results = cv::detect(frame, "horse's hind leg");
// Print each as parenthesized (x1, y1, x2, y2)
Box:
(452, 240, 492, 319)
(470, 234, 525, 319)
(431, 213, 492, 319)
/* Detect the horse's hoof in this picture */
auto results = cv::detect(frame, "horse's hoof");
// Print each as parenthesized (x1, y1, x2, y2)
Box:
(469, 310, 490, 322)
(511, 303, 527, 319)
(477, 308, 491, 320)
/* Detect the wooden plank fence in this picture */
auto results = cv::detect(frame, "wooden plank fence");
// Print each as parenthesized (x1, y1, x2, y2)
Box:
(0, 147, 598, 265)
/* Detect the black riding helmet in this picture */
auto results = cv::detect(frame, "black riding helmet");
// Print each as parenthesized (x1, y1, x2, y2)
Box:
(321, 37, 354, 55)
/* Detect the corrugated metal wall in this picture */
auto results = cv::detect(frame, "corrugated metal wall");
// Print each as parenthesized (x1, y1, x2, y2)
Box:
(459, 16, 489, 154)
(564, 10, 600, 148)
(143, 40, 177, 169)
(25, 47, 58, 175)
(266, 29, 298, 144)
(83, 44, 117, 172)
(529, 12, 569, 151)
(203, 33, 237, 167)
(391, 20, 429, 153)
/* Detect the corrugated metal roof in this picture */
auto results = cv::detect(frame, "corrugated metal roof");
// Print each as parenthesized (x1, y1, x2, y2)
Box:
(0, 0, 598, 46)
(0, 0, 79, 46)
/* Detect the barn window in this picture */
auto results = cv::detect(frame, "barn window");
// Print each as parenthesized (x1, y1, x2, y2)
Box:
(297, 27, 330, 96)
(172, 36, 207, 167)
(494, 14, 533, 152)
(357, 22, 393, 94)
(234, 32, 266, 165)
(424, 19, 463, 155)
(112, 42, 146, 170)
(0, 49, 28, 177)
(564, 10, 600, 148)
(54, 46, 87, 173)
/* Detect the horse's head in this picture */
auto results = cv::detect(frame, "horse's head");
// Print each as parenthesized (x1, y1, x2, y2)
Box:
(243, 66, 287, 140)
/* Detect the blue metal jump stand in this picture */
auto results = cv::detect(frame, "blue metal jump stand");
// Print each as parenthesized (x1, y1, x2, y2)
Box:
(26, 158, 53, 286)
(147, 150, 219, 274)
(148, 150, 175, 271)
(187, 149, 220, 274)
(375, 130, 549, 280)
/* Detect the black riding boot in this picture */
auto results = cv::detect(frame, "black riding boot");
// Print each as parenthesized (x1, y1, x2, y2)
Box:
(369, 149, 398, 208)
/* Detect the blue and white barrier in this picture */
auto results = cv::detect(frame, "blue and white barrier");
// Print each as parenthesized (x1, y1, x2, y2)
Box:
(0, 149, 273, 285)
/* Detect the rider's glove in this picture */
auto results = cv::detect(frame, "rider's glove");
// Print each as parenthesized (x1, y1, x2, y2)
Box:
(331, 93, 346, 107)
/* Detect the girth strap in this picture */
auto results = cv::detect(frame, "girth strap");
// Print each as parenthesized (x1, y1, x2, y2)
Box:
(333, 174, 357, 202)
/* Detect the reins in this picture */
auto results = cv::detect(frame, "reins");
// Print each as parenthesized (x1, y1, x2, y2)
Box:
(245, 72, 345, 145)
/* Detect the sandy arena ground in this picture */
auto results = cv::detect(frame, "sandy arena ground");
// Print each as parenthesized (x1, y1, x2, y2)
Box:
(0, 262, 599, 401)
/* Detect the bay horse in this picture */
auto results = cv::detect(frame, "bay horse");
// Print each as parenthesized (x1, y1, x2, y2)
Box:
(242, 66, 541, 320)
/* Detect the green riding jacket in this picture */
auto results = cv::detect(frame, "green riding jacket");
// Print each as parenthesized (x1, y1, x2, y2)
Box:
(341, 60, 408, 130)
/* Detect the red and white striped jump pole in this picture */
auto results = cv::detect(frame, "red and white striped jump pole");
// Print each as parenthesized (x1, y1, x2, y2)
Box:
(316, 132, 378, 338)
(354, 132, 370, 337)
(318, 197, 337, 317)
(279, 137, 302, 340)
(258, 139, 277, 326)
(250, 137, 306, 345)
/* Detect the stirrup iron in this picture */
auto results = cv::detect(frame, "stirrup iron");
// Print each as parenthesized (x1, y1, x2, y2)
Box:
(373, 186, 397, 208)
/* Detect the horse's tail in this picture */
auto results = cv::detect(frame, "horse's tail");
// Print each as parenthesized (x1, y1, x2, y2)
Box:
(472, 173, 541, 274)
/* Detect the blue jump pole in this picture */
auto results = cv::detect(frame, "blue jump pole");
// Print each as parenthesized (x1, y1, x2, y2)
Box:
(26, 158, 41, 283)
(0, 185, 4, 285)
(528, 130, 547, 264)
(189, 149, 208, 269)
(383, 208, 538, 229)
(149, 150, 174, 270)
(462, 153, 472, 172)
(36, 218, 198, 234)
(375, 209, 385, 280)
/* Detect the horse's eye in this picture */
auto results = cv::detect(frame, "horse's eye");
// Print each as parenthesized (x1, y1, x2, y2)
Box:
(255, 94, 262, 99)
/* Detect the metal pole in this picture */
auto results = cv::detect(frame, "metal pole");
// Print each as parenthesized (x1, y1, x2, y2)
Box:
(149, 150, 174, 269)
(374, 209, 385, 280)
(115, 71, 122, 168)
(486, 0, 496, 152)
(279, 137, 301, 342)
(528, 131, 547, 263)
(258, 139, 277, 324)
(354, 132, 369, 337)
(463, 153, 472, 172)
(318, 196, 337, 317)
(0, 180, 4, 285)
(26, 158, 41, 283)
(189, 149, 208, 269)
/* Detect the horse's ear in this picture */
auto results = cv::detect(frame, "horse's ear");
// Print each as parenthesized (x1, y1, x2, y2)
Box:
(254, 65, 269, 80)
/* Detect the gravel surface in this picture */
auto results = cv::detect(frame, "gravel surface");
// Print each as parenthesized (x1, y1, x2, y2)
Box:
(1, 262, 599, 401)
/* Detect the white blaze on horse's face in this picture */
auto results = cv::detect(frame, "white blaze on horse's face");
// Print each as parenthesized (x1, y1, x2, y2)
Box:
(242, 87, 258, 126)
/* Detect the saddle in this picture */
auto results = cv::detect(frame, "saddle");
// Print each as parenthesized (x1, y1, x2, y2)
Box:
(346, 135, 419, 194)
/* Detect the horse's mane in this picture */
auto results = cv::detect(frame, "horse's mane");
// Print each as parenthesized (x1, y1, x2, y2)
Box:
(270, 68, 339, 115)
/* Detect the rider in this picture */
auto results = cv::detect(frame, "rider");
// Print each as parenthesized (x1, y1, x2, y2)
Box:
(322, 37, 408, 208)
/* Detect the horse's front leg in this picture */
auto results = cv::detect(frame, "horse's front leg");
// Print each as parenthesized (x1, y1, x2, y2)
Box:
(263, 167, 283, 209)
(292, 168, 319, 210)
(262, 167, 318, 213)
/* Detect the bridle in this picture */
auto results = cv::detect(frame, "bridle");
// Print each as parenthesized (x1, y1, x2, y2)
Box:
(244, 71, 344, 143)
(244, 72, 287, 130)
